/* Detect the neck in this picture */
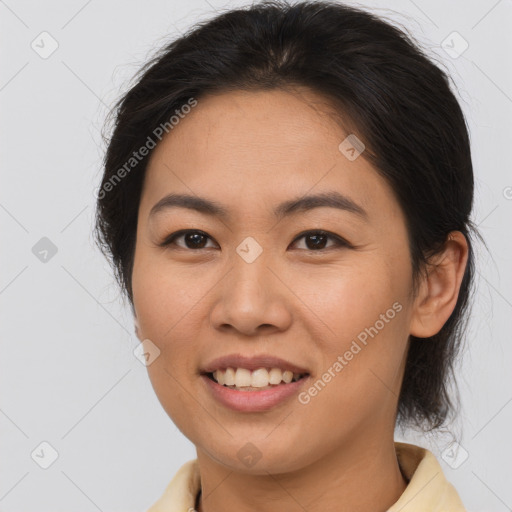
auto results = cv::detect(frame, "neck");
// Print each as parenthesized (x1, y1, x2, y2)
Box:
(195, 438, 407, 512)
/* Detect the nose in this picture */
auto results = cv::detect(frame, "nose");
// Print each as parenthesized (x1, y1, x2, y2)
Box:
(209, 249, 293, 337)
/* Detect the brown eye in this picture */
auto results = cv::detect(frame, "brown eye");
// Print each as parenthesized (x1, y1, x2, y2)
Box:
(160, 230, 216, 250)
(304, 233, 329, 250)
(291, 230, 351, 251)
(160, 229, 351, 252)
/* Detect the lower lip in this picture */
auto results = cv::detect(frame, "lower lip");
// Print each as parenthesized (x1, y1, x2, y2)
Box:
(201, 374, 310, 412)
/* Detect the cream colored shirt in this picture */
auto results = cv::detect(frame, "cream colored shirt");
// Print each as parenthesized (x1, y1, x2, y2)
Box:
(146, 442, 466, 512)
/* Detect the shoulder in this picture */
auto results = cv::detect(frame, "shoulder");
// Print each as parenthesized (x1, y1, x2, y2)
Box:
(389, 442, 466, 512)
(144, 459, 200, 512)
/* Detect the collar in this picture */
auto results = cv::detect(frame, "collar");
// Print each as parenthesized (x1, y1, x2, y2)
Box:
(146, 442, 465, 512)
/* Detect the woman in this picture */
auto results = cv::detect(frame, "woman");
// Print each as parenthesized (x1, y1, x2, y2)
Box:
(95, 1, 479, 510)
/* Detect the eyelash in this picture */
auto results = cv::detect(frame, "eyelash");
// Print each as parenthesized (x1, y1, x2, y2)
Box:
(159, 229, 352, 252)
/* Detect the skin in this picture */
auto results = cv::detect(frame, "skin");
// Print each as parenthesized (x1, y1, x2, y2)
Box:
(131, 88, 468, 512)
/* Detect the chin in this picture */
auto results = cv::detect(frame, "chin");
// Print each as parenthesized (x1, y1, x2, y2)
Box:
(198, 437, 310, 475)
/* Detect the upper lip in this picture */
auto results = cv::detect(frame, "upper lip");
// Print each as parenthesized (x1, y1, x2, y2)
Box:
(201, 353, 310, 375)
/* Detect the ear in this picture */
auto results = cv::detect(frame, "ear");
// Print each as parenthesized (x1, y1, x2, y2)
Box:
(134, 315, 142, 341)
(410, 231, 469, 338)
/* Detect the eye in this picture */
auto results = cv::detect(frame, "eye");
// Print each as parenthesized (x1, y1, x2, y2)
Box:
(160, 229, 351, 251)
(290, 230, 351, 251)
(160, 230, 217, 250)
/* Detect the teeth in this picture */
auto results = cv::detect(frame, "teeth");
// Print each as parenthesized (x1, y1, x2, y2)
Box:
(224, 367, 236, 386)
(251, 368, 269, 387)
(210, 367, 305, 388)
(282, 370, 293, 383)
(213, 370, 225, 385)
(235, 368, 252, 387)
(268, 368, 283, 385)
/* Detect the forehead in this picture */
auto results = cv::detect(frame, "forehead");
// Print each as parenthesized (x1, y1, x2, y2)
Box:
(141, 88, 401, 225)
(151, 88, 347, 167)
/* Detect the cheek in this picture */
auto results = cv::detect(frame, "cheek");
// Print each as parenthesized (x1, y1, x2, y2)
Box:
(132, 259, 205, 430)
(290, 261, 403, 343)
(294, 261, 411, 400)
(132, 249, 209, 339)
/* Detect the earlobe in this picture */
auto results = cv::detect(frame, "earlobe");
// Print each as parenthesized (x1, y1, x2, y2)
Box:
(410, 231, 469, 338)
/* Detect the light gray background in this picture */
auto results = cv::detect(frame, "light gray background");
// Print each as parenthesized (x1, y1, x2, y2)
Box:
(1, 0, 511, 510)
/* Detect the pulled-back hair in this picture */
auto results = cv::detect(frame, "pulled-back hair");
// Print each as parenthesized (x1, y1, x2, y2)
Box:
(94, 0, 480, 431)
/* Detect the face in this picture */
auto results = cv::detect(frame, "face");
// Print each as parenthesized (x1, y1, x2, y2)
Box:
(132, 88, 416, 474)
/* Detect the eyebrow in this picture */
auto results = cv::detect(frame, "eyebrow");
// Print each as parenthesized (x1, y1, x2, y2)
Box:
(149, 191, 368, 221)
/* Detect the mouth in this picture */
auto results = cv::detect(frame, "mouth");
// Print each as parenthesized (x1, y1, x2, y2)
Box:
(203, 367, 309, 391)
(201, 368, 311, 412)
(200, 354, 311, 411)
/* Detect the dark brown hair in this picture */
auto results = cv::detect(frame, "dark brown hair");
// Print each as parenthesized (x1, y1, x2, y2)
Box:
(94, 0, 481, 431)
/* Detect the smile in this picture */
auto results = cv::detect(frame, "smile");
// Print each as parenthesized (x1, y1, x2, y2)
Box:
(207, 367, 307, 390)
(201, 370, 310, 412)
